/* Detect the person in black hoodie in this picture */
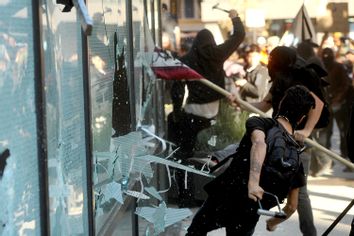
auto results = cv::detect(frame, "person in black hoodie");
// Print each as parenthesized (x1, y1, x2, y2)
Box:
(231, 46, 326, 236)
(186, 86, 315, 235)
(167, 9, 245, 207)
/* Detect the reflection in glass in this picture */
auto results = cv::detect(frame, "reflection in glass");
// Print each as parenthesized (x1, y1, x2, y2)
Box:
(0, 2, 41, 235)
(42, 0, 89, 235)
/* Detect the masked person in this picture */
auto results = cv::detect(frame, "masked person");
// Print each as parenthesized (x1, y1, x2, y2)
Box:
(232, 46, 328, 236)
(167, 9, 245, 207)
(186, 85, 315, 235)
(321, 47, 354, 173)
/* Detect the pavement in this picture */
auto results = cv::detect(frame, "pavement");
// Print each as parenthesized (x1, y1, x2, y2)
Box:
(168, 164, 354, 236)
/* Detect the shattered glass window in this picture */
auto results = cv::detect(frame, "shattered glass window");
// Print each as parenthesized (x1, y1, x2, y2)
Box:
(0, 2, 41, 235)
(42, 1, 90, 234)
(88, 0, 137, 234)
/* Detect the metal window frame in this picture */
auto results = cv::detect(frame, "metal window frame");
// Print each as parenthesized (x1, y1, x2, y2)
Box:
(32, 2, 50, 235)
(126, 1, 138, 236)
(81, 11, 95, 236)
(32, 2, 95, 235)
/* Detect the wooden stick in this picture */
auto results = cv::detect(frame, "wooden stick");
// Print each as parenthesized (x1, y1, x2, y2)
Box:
(199, 78, 354, 170)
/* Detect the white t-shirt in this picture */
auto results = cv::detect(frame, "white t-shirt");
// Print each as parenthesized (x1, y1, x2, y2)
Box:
(184, 100, 220, 119)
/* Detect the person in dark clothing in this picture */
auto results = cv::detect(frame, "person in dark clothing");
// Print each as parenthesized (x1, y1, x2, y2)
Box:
(231, 46, 325, 236)
(167, 9, 245, 207)
(321, 48, 353, 171)
(348, 102, 354, 164)
(169, 9, 244, 156)
(186, 85, 315, 235)
(348, 102, 354, 236)
(295, 41, 330, 236)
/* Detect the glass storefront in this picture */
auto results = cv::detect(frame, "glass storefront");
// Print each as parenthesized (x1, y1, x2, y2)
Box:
(41, 0, 90, 235)
(87, 0, 168, 235)
(0, 0, 238, 235)
(0, 1, 41, 235)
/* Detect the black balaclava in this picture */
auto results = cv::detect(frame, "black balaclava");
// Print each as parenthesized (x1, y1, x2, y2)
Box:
(321, 47, 335, 69)
(268, 46, 297, 80)
(185, 29, 219, 73)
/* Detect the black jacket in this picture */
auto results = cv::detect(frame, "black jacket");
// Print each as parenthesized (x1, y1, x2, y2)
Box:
(171, 17, 245, 111)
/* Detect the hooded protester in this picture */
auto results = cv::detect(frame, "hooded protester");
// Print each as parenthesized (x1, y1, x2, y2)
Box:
(167, 9, 245, 207)
(294, 43, 332, 179)
(321, 47, 353, 172)
(187, 85, 315, 235)
(231, 46, 326, 236)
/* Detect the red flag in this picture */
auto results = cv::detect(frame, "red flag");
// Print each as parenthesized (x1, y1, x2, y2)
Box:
(151, 48, 203, 80)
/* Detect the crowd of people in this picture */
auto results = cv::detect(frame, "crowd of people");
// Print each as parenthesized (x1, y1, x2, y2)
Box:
(161, 5, 354, 236)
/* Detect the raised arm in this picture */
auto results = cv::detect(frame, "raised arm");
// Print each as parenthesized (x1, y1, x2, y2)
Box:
(248, 129, 267, 201)
(214, 9, 245, 62)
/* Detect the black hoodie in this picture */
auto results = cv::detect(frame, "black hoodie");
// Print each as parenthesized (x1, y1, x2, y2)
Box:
(171, 17, 245, 111)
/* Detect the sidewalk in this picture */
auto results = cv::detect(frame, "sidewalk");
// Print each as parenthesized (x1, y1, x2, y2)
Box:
(172, 163, 354, 236)
(252, 164, 354, 236)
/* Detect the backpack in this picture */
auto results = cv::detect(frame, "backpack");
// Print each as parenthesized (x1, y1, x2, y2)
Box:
(293, 59, 331, 129)
(263, 123, 302, 180)
(210, 120, 302, 179)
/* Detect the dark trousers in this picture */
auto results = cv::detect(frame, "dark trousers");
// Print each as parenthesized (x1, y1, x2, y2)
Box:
(167, 111, 212, 160)
(298, 152, 317, 236)
(329, 101, 351, 158)
(167, 111, 212, 206)
(186, 196, 257, 236)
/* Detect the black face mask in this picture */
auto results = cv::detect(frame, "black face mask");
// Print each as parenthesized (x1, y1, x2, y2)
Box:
(322, 48, 335, 66)
(322, 55, 334, 66)
(268, 47, 297, 79)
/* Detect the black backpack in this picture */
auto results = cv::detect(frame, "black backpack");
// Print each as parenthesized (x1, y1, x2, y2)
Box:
(293, 59, 331, 129)
(210, 120, 302, 179)
(263, 123, 302, 180)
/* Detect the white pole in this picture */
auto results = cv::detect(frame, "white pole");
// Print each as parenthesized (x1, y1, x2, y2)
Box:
(198, 78, 354, 170)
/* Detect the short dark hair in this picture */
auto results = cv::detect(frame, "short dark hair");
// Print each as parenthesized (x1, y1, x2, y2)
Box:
(277, 85, 315, 128)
